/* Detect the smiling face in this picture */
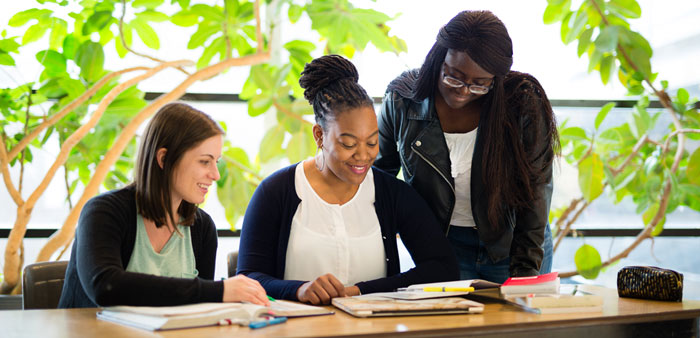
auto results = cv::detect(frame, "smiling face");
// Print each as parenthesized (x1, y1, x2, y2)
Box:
(437, 49, 495, 110)
(317, 105, 379, 186)
(170, 135, 223, 206)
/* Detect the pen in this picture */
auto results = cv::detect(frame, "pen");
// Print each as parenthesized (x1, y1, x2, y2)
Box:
(249, 317, 287, 329)
(397, 287, 475, 292)
(267, 295, 277, 302)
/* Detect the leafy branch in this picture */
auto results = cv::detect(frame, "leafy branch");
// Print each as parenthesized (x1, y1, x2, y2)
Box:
(544, 0, 700, 279)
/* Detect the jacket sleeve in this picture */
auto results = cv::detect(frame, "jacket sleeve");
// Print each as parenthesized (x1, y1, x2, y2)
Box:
(237, 177, 305, 301)
(194, 210, 218, 280)
(375, 91, 402, 177)
(355, 178, 460, 294)
(75, 196, 223, 306)
(509, 76, 555, 277)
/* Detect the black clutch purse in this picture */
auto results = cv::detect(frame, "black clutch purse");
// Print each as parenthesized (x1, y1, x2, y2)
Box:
(617, 266, 683, 302)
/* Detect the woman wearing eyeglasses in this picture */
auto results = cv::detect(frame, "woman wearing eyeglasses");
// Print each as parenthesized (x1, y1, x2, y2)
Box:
(375, 10, 560, 283)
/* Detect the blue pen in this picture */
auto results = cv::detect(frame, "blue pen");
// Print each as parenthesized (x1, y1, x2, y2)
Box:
(249, 317, 287, 329)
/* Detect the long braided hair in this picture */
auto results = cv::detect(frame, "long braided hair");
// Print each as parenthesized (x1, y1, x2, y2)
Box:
(389, 11, 559, 232)
(299, 54, 373, 130)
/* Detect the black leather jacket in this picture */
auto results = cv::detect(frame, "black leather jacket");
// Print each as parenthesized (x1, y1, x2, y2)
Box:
(375, 72, 554, 277)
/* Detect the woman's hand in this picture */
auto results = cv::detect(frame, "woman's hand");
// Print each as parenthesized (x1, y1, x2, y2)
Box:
(344, 285, 361, 297)
(223, 275, 270, 306)
(296, 273, 347, 305)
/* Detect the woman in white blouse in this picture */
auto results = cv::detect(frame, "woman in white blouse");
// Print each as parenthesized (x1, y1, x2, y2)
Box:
(237, 55, 459, 305)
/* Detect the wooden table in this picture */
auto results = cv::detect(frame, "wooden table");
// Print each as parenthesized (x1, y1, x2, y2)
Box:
(3, 286, 699, 338)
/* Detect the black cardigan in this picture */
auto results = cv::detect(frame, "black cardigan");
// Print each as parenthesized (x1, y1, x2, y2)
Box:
(237, 164, 459, 301)
(58, 186, 223, 308)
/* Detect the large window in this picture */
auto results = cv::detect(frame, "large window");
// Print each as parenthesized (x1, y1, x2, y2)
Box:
(1, 1, 699, 288)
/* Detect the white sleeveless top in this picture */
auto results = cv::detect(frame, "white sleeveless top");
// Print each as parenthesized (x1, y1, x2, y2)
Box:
(444, 128, 478, 227)
(283, 163, 386, 286)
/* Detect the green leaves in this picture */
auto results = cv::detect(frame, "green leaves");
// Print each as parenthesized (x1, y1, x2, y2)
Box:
(9, 9, 52, 27)
(82, 11, 113, 35)
(0, 37, 20, 66)
(172, 10, 200, 27)
(575, 244, 602, 279)
(563, 8, 587, 44)
(288, 4, 304, 23)
(642, 203, 666, 236)
(306, 0, 405, 55)
(594, 26, 619, 53)
(36, 49, 67, 77)
(259, 125, 285, 162)
(594, 102, 615, 130)
(579, 153, 604, 202)
(286, 124, 316, 163)
(131, 18, 160, 49)
(75, 41, 105, 83)
(543, 0, 571, 25)
(217, 145, 258, 230)
(688, 148, 700, 185)
(609, 0, 642, 18)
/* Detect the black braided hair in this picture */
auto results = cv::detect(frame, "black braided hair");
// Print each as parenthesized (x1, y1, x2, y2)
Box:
(299, 54, 373, 130)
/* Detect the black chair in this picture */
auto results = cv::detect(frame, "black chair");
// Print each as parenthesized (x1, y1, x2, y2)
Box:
(22, 261, 68, 309)
(227, 251, 238, 277)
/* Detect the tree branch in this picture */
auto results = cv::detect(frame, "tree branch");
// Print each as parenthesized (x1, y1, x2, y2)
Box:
(0, 134, 23, 205)
(662, 129, 700, 155)
(25, 60, 192, 210)
(554, 197, 583, 234)
(223, 155, 265, 182)
(553, 200, 590, 252)
(223, 3, 232, 59)
(254, 0, 263, 53)
(558, 1, 691, 279)
(8, 67, 149, 160)
(36, 52, 271, 262)
(611, 134, 649, 175)
(18, 91, 32, 195)
(273, 101, 313, 125)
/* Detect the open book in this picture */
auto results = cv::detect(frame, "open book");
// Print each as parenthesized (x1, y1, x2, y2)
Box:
(97, 303, 271, 331)
(97, 300, 333, 331)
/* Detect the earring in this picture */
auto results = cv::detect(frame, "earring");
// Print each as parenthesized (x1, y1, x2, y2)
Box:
(315, 146, 325, 172)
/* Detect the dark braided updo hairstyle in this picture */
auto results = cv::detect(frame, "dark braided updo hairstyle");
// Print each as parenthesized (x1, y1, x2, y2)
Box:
(299, 54, 374, 130)
(388, 11, 559, 233)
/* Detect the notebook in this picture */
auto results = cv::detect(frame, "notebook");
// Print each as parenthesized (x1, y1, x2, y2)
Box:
(332, 295, 484, 317)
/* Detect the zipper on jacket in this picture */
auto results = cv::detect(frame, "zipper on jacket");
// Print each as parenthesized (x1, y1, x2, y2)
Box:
(398, 153, 412, 177)
(411, 144, 456, 235)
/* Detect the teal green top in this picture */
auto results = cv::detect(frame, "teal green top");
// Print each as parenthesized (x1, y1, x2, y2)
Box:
(125, 214, 198, 279)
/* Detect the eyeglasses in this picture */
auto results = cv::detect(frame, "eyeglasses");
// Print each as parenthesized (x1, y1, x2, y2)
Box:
(441, 74, 493, 95)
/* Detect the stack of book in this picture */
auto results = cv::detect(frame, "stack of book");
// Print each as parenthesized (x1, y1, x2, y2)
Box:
(500, 272, 603, 314)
